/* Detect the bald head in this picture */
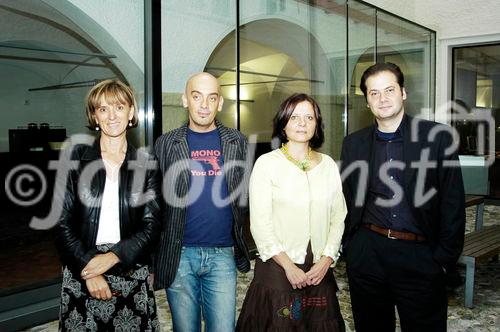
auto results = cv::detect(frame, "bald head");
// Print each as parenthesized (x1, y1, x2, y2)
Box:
(185, 72, 221, 95)
(182, 72, 224, 132)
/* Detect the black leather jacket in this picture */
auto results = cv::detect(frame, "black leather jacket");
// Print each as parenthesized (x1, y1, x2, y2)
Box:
(54, 139, 162, 276)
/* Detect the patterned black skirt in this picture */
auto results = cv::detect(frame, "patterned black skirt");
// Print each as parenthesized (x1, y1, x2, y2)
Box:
(59, 244, 159, 331)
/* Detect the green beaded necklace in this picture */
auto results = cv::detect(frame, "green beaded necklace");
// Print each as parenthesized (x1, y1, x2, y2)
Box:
(280, 143, 312, 171)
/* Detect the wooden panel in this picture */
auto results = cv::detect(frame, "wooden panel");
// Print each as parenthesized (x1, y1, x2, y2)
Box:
(461, 225, 500, 258)
(464, 226, 498, 242)
(474, 247, 500, 263)
(465, 195, 484, 207)
(463, 231, 500, 251)
(463, 234, 500, 256)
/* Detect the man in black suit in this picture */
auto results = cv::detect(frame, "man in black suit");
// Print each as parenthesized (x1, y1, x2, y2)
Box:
(340, 62, 465, 332)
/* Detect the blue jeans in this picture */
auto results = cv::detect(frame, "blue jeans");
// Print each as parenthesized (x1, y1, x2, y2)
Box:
(167, 246, 237, 332)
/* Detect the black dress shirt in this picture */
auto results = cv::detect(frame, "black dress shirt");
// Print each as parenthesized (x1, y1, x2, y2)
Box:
(362, 124, 422, 235)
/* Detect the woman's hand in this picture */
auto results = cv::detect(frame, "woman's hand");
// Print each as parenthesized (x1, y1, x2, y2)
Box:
(305, 256, 333, 286)
(81, 252, 120, 280)
(272, 252, 309, 289)
(284, 264, 309, 289)
(85, 275, 112, 300)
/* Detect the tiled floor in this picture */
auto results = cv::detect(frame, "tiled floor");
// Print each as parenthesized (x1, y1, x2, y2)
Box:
(24, 205, 500, 331)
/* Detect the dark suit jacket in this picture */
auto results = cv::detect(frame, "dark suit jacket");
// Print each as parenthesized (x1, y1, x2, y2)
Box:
(153, 120, 251, 289)
(340, 115, 465, 271)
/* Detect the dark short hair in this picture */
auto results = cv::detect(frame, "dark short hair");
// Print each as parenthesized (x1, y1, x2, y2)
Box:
(85, 79, 138, 128)
(360, 62, 405, 98)
(272, 93, 324, 149)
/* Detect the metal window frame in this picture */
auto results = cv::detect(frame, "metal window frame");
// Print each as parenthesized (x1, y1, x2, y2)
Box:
(145, 0, 162, 145)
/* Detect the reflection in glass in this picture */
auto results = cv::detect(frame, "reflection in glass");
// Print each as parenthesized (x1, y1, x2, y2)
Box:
(347, 0, 376, 134)
(161, 0, 435, 158)
(347, 1, 435, 134)
(453, 44, 500, 152)
(0, 0, 144, 294)
(376, 11, 434, 120)
(237, 1, 347, 159)
(476, 75, 493, 108)
(162, 0, 236, 133)
(452, 43, 500, 196)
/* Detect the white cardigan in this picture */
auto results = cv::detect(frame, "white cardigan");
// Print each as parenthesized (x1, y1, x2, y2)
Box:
(249, 149, 346, 264)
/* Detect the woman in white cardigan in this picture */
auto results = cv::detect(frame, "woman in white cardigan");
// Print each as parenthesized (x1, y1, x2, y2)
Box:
(237, 93, 347, 331)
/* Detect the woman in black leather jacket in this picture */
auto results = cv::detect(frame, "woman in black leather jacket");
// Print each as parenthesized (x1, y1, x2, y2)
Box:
(55, 79, 162, 331)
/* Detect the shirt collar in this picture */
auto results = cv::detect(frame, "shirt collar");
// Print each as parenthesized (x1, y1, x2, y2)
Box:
(375, 114, 405, 141)
(375, 129, 395, 141)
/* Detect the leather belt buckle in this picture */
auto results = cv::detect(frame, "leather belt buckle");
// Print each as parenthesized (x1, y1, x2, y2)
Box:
(387, 229, 397, 240)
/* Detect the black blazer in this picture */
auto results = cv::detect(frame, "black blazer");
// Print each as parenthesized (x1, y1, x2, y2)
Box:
(340, 115, 466, 271)
(54, 139, 162, 276)
(153, 121, 251, 289)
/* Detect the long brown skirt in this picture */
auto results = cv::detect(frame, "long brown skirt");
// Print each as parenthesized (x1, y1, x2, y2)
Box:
(236, 247, 345, 332)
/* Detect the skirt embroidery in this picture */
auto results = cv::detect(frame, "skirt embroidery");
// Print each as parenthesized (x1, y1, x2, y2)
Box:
(277, 296, 328, 320)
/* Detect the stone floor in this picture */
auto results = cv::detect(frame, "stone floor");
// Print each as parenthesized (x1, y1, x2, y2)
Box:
(26, 205, 500, 331)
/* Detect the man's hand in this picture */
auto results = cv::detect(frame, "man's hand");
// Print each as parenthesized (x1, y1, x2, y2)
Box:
(85, 275, 112, 300)
(81, 252, 120, 280)
(305, 256, 333, 286)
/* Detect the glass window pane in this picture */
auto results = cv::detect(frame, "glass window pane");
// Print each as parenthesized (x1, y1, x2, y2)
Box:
(162, 0, 236, 133)
(347, 0, 376, 134)
(239, 0, 347, 159)
(452, 44, 500, 196)
(347, 4, 435, 134)
(376, 11, 434, 120)
(0, 0, 144, 293)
